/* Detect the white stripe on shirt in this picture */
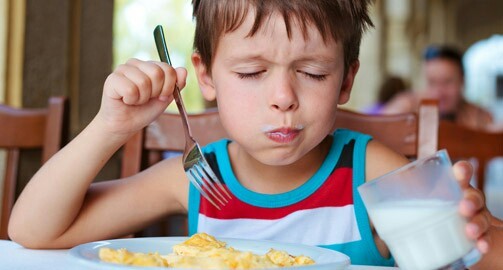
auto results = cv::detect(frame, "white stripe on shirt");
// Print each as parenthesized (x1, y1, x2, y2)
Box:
(198, 205, 361, 246)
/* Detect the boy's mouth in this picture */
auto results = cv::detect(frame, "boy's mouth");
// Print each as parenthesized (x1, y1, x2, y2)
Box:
(263, 126, 303, 143)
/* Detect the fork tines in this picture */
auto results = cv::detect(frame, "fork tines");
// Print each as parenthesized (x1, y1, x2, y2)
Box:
(187, 159, 232, 210)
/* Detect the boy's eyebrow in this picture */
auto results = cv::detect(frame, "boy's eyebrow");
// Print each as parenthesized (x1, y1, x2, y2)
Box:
(295, 56, 338, 64)
(224, 54, 338, 64)
(224, 55, 265, 63)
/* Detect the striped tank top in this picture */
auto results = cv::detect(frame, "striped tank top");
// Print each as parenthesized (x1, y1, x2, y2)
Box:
(188, 129, 395, 266)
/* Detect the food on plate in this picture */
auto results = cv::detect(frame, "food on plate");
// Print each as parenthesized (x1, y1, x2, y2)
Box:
(99, 248, 169, 267)
(99, 232, 315, 269)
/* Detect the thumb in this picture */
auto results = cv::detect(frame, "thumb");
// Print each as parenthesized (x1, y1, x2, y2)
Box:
(452, 160, 474, 190)
(175, 67, 188, 90)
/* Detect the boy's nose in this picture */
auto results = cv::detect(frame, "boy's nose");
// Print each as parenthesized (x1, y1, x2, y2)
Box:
(269, 74, 299, 112)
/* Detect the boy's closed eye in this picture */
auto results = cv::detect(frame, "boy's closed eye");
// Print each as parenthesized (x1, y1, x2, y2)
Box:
(298, 71, 327, 81)
(235, 70, 328, 81)
(236, 71, 265, 79)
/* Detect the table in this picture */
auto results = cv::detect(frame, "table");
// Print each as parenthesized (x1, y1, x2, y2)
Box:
(1, 240, 399, 269)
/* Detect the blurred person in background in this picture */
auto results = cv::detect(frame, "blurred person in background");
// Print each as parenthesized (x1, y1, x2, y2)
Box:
(381, 45, 495, 131)
(364, 75, 409, 114)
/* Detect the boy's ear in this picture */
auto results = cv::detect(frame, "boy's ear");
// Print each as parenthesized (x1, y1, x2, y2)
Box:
(191, 52, 216, 101)
(338, 60, 360, 105)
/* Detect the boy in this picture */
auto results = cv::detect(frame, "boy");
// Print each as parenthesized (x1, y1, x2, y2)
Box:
(9, 0, 499, 268)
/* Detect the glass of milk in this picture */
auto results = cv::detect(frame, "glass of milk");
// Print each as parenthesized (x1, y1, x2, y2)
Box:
(358, 150, 481, 270)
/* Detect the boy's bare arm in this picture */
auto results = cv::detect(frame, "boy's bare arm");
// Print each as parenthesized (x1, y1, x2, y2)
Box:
(8, 59, 188, 248)
(364, 140, 410, 259)
(9, 125, 187, 248)
(7, 118, 158, 247)
(365, 140, 410, 183)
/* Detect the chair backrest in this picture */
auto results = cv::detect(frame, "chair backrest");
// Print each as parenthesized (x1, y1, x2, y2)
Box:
(438, 120, 503, 190)
(121, 108, 226, 179)
(334, 99, 439, 159)
(0, 96, 68, 239)
(121, 100, 439, 237)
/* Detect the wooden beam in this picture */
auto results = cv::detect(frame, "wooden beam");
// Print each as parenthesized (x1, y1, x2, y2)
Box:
(0, 0, 7, 103)
(5, 0, 25, 107)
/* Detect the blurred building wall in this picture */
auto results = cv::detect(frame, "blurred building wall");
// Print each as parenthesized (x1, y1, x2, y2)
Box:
(347, 0, 503, 111)
(2, 0, 117, 199)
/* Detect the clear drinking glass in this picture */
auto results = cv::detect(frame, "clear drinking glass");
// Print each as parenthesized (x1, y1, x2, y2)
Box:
(358, 150, 481, 270)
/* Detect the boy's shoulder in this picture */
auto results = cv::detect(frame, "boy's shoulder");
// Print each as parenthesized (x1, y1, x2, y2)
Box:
(333, 128, 372, 143)
(201, 138, 231, 156)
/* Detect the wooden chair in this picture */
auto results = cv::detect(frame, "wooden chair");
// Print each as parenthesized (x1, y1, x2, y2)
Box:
(438, 120, 503, 191)
(0, 96, 68, 239)
(121, 100, 439, 237)
(335, 99, 439, 159)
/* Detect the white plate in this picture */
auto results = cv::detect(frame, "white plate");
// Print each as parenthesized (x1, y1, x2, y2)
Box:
(68, 236, 350, 269)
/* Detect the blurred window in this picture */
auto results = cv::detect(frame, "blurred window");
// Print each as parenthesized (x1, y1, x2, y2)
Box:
(465, 36, 503, 220)
(114, 0, 204, 112)
(464, 35, 503, 123)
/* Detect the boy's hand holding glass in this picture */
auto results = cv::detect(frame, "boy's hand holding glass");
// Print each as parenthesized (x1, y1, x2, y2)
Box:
(452, 160, 491, 254)
(358, 150, 488, 270)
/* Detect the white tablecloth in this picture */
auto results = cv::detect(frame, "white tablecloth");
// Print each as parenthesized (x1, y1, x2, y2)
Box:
(0, 240, 399, 269)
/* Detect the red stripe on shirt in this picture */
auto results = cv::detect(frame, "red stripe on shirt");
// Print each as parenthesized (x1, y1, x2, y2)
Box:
(199, 167, 353, 220)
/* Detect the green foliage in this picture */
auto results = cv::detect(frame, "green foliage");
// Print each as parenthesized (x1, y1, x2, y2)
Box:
(114, 0, 204, 112)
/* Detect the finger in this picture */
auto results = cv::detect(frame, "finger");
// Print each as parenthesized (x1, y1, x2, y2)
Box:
(452, 160, 473, 189)
(476, 235, 490, 254)
(136, 60, 168, 99)
(117, 60, 153, 104)
(104, 72, 139, 105)
(175, 67, 188, 89)
(459, 188, 485, 217)
(465, 212, 490, 240)
(150, 62, 179, 101)
(161, 67, 188, 101)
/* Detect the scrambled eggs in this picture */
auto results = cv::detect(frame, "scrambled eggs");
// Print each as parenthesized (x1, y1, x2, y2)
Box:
(99, 232, 315, 269)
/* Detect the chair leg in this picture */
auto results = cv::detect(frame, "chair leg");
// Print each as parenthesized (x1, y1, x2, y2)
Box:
(1, 150, 20, 240)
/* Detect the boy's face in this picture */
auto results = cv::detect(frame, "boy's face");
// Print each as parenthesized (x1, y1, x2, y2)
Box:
(193, 11, 358, 166)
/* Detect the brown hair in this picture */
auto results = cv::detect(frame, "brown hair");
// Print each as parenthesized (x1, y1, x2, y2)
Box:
(423, 45, 464, 77)
(378, 76, 408, 103)
(192, 0, 374, 74)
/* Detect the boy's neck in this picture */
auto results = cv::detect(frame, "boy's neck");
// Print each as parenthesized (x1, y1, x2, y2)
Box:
(228, 136, 333, 194)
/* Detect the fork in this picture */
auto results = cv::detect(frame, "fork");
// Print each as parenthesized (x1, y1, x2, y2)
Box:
(153, 25, 231, 209)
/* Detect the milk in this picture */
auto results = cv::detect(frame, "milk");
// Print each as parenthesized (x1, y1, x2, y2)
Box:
(368, 200, 475, 270)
